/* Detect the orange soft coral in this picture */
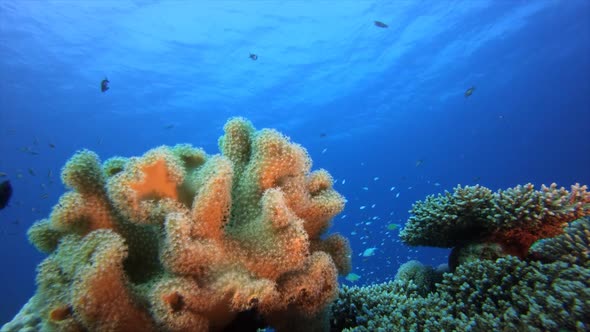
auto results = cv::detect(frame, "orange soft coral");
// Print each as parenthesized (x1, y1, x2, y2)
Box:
(20, 118, 349, 332)
(130, 158, 179, 201)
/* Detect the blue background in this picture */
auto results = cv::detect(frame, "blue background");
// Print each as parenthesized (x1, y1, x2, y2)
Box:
(1, 0, 589, 324)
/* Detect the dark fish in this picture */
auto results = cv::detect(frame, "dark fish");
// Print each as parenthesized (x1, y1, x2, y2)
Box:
(164, 124, 175, 129)
(416, 159, 424, 167)
(28, 168, 36, 176)
(374, 21, 388, 28)
(249, 53, 258, 61)
(49, 143, 55, 148)
(464, 86, 475, 97)
(320, 133, 327, 138)
(101, 78, 110, 92)
(0, 180, 13, 209)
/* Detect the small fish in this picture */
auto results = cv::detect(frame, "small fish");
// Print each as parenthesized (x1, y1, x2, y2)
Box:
(28, 168, 36, 176)
(48, 169, 53, 178)
(164, 124, 175, 129)
(345, 273, 361, 282)
(0, 180, 13, 209)
(386, 223, 400, 231)
(49, 143, 55, 148)
(0, 172, 6, 177)
(341, 179, 346, 184)
(362, 247, 377, 257)
(464, 86, 475, 97)
(390, 186, 395, 191)
(434, 182, 441, 186)
(373, 177, 379, 181)
(41, 193, 49, 199)
(473, 176, 481, 182)
(249, 53, 258, 61)
(319, 133, 327, 138)
(101, 78, 110, 92)
(416, 159, 423, 167)
(29, 151, 39, 155)
(321, 148, 327, 154)
(374, 20, 388, 28)
(360, 206, 366, 210)
(395, 192, 400, 198)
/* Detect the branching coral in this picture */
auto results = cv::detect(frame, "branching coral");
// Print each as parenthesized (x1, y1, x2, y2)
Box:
(529, 217, 590, 264)
(3, 117, 350, 332)
(332, 219, 590, 331)
(328, 186, 590, 331)
(400, 183, 590, 258)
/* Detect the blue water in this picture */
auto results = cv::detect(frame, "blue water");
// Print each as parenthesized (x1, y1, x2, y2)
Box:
(1, 0, 589, 325)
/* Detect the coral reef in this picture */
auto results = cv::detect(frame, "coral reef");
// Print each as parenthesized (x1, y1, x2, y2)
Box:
(529, 217, 590, 264)
(332, 218, 590, 331)
(2, 117, 350, 332)
(400, 183, 590, 258)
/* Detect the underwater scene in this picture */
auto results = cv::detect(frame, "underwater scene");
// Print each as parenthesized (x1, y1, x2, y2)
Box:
(1, 1, 589, 331)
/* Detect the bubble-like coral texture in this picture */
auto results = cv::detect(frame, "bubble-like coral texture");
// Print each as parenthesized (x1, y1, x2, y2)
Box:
(5, 117, 349, 332)
(400, 183, 590, 257)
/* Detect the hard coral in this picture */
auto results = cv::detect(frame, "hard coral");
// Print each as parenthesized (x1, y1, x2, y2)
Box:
(7, 117, 350, 332)
(400, 183, 590, 260)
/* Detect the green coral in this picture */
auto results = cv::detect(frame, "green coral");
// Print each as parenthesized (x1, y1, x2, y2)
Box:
(27, 219, 64, 254)
(61, 149, 105, 195)
(530, 217, 590, 264)
(332, 219, 590, 331)
(400, 184, 495, 247)
(400, 183, 590, 249)
(448, 242, 509, 271)
(102, 156, 128, 178)
(393, 260, 444, 296)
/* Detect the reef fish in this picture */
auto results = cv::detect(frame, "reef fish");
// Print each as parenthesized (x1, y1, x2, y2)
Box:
(0, 180, 13, 209)
(249, 53, 258, 61)
(345, 273, 361, 282)
(386, 223, 399, 231)
(464, 86, 475, 97)
(101, 78, 110, 92)
(374, 20, 388, 28)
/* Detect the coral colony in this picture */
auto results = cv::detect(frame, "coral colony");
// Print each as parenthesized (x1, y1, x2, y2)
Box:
(3, 117, 589, 332)
(5, 118, 350, 331)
